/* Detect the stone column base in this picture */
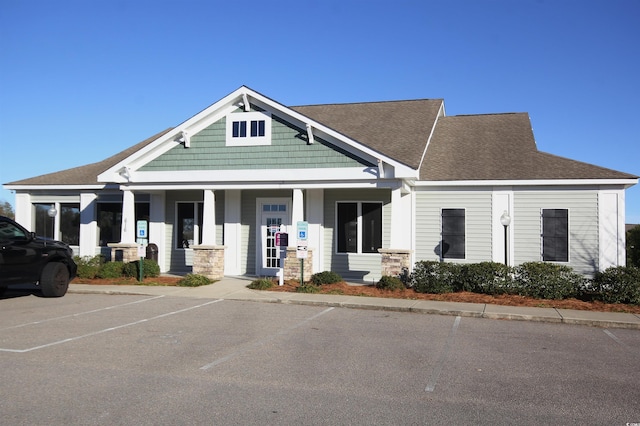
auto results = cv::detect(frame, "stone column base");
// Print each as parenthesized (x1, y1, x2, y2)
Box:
(283, 248, 313, 282)
(192, 245, 226, 280)
(107, 243, 140, 263)
(379, 249, 412, 278)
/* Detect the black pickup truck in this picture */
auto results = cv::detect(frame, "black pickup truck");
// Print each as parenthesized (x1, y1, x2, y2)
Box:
(0, 215, 77, 297)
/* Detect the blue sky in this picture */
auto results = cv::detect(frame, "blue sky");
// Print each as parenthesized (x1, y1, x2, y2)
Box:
(1, 0, 638, 222)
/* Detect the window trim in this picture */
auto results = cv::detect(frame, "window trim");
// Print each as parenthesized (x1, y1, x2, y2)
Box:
(335, 201, 383, 255)
(226, 111, 271, 146)
(541, 208, 570, 263)
(440, 208, 466, 260)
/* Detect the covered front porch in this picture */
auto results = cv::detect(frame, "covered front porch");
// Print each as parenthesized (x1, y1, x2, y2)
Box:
(92, 184, 413, 282)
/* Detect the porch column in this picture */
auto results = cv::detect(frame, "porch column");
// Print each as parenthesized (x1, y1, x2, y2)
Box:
(382, 186, 413, 278)
(201, 189, 216, 245)
(108, 189, 138, 263)
(193, 189, 225, 279)
(224, 190, 242, 275)
(389, 186, 411, 249)
(291, 189, 304, 242)
(79, 193, 97, 257)
(149, 192, 166, 272)
(306, 188, 323, 274)
(120, 189, 136, 244)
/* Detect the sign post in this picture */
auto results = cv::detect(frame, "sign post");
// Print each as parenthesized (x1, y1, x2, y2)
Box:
(136, 220, 148, 282)
(296, 221, 308, 284)
(275, 231, 288, 286)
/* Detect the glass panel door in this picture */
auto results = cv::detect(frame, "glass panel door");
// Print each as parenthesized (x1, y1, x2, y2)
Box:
(259, 200, 289, 276)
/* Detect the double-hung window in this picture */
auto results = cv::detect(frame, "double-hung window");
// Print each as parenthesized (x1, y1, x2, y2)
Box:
(542, 209, 568, 262)
(226, 111, 271, 146)
(336, 202, 382, 254)
(441, 208, 465, 259)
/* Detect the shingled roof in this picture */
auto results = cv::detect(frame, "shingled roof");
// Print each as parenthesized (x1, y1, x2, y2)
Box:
(6, 129, 173, 186)
(5, 99, 636, 187)
(292, 99, 443, 169)
(421, 113, 637, 181)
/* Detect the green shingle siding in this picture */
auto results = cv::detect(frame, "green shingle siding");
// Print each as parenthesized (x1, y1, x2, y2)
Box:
(139, 115, 372, 171)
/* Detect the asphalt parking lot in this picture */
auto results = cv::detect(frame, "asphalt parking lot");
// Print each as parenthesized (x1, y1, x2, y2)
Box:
(1, 292, 639, 425)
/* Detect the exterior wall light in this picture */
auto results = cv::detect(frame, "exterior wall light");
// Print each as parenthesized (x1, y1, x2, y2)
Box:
(500, 210, 511, 265)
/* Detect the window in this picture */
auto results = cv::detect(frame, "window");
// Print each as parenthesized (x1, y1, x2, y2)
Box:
(34, 203, 55, 239)
(97, 203, 122, 246)
(226, 111, 271, 146)
(441, 209, 465, 259)
(176, 202, 203, 249)
(33, 203, 80, 245)
(60, 203, 80, 245)
(336, 202, 382, 254)
(232, 120, 247, 137)
(542, 209, 568, 262)
(251, 120, 265, 137)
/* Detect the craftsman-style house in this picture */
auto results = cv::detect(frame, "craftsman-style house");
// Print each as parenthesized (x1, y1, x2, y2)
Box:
(5, 86, 637, 280)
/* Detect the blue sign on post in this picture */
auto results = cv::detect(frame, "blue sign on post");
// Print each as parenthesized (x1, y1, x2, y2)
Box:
(297, 221, 308, 241)
(136, 220, 148, 239)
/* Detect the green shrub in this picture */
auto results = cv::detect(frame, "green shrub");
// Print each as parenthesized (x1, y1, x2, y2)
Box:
(375, 275, 405, 291)
(247, 278, 275, 290)
(122, 262, 137, 278)
(297, 284, 321, 293)
(310, 271, 343, 285)
(73, 255, 104, 279)
(177, 274, 213, 287)
(123, 259, 160, 278)
(591, 266, 640, 305)
(410, 261, 462, 294)
(144, 259, 161, 277)
(512, 262, 584, 300)
(460, 262, 513, 295)
(96, 261, 125, 279)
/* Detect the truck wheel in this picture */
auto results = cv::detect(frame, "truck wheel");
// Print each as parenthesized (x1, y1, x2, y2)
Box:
(40, 262, 70, 297)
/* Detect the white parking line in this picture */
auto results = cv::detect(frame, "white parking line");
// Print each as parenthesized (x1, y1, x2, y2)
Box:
(603, 329, 632, 352)
(0, 299, 223, 353)
(425, 315, 461, 392)
(200, 307, 335, 370)
(0, 295, 166, 331)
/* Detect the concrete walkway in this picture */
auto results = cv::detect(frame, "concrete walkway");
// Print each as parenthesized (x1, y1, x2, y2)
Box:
(69, 276, 640, 330)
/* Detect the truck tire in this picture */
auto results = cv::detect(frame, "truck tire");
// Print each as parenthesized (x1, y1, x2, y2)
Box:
(40, 262, 70, 297)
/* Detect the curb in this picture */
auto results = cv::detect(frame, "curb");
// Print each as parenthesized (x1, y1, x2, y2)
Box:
(68, 287, 640, 330)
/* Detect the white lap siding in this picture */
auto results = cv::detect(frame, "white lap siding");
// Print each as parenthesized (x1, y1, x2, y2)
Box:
(513, 189, 599, 276)
(415, 190, 493, 263)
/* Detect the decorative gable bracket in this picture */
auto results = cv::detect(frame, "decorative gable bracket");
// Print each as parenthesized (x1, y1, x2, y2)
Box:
(175, 130, 191, 148)
(306, 123, 315, 145)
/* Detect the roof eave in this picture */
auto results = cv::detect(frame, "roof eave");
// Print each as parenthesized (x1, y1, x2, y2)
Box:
(414, 178, 639, 187)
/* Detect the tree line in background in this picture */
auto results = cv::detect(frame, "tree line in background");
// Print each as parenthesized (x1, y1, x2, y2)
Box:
(0, 200, 14, 219)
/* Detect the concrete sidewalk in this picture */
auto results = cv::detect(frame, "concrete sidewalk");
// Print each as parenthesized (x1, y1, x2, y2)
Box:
(69, 276, 640, 330)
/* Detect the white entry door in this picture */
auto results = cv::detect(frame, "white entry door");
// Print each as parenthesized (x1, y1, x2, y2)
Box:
(258, 199, 290, 276)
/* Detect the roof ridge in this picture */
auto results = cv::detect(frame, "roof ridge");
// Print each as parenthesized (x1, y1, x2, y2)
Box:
(448, 112, 526, 117)
(292, 98, 443, 108)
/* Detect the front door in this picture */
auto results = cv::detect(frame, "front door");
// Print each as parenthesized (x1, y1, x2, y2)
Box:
(257, 199, 290, 276)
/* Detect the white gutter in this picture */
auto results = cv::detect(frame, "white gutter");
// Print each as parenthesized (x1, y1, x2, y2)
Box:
(414, 178, 638, 187)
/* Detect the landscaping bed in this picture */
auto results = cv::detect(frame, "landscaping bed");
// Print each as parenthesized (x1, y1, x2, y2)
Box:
(72, 275, 640, 314)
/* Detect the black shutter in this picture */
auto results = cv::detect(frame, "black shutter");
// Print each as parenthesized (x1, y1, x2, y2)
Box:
(542, 209, 568, 262)
(442, 209, 465, 259)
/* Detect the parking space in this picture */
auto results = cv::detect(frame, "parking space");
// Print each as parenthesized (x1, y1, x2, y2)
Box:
(1, 293, 639, 424)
